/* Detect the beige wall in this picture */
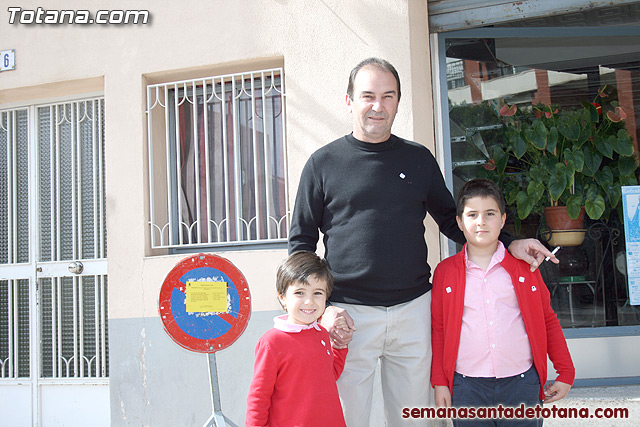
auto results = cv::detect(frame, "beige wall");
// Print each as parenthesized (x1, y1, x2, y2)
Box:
(0, 1, 436, 424)
(0, 0, 436, 320)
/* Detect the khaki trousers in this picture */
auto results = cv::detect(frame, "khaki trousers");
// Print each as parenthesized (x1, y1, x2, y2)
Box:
(334, 292, 433, 427)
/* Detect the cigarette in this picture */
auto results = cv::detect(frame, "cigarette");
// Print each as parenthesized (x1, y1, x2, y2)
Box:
(545, 246, 560, 262)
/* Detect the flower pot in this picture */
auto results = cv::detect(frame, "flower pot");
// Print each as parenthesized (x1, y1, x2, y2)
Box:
(543, 206, 586, 247)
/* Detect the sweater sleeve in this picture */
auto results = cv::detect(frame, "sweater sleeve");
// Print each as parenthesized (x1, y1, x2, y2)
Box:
(332, 347, 348, 380)
(537, 270, 576, 385)
(430, 264, 448, 388)
(246, 338, 277, 427)
(288, 157, 323, 255)
(423, 153, 465, 245)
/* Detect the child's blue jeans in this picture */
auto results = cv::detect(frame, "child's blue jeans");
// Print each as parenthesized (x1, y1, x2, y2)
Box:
(451, 364, 543, 426)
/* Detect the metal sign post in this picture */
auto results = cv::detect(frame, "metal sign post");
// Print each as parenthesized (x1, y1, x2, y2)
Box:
(202, 353, 238, 427)
(159, 253, 251, 427)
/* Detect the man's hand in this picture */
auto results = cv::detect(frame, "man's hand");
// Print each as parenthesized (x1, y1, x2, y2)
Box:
(508, 238, 559, 272)
(544, 380, 571, 403)
(434, 385, 452, 408)
(320, 305, 356, 349)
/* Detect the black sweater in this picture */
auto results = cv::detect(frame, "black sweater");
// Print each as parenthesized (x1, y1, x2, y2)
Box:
(289, 134, 469, 306)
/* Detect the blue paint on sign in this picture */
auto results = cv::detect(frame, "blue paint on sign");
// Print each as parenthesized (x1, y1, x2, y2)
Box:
(170, 267, 240, 339)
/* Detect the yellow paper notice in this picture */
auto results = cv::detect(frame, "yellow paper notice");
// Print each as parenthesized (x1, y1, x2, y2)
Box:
(186, 281, 228, 313)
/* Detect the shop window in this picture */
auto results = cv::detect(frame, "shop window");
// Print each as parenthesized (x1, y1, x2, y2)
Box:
(146, 68, 288, 249)
(437, 27, 640, 329)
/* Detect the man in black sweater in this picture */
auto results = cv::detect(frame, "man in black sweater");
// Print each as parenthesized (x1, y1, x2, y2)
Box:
(288, 57, 556, 427)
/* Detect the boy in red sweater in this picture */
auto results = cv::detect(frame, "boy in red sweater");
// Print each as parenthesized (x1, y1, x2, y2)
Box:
(246, 251, 348, 427)
(431, 179, 575, 426)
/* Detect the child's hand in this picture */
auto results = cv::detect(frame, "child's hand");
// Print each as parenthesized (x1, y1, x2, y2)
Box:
(543, 380, 571, 403)
(434, 385, 451, 408)
(321, 306, 356, 348)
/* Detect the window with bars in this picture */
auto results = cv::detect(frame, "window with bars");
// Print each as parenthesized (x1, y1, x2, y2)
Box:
(146, 68, 289, 249)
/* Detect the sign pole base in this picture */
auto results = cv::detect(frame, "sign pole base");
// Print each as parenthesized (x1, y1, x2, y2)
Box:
(202, 353, 238, 427)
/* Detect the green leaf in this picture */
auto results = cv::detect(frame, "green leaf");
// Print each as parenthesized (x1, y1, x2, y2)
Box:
(611, 130, 634, 157)
(548, 163, 569, 201)
(557, 115, 581, 141)
(582, 101, 600, 123)
(546, 127, 558, 154)
(492, 146, 509, 174)
(620, 174, 639, 186)
(566, 194, 583, 219)
(595, 166, 614, 189)
(582, 148, 602, 177)
(516, 190, 535, 220)
(584, 192, 605, 220)
(512, 133, 527, 159)
(527, 181, 545, 202)
(596, 135, 614, 159)
(564, 147, 584, 172)
(608, 185, 622, 209)
(618, 156, 638, 177)
(524, 120, 548, 150)
(529, 165, 547, 182)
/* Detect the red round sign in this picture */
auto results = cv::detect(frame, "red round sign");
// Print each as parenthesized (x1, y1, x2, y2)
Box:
(159, 253, 251, 353)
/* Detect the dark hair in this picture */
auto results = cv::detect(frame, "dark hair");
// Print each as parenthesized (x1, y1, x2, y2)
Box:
(347, 57, 401, 101)
(276, 251, 334, 299)
(456, 178, 506, 217)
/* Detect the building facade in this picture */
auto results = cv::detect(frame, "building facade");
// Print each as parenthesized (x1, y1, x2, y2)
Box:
(0, 1, 638, 426)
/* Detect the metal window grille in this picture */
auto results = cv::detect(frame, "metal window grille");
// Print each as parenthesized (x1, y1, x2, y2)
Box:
(0, 108, 31, 378)
(36, 100, 108, 379)
(0, 99, 108, 380)
(146, 68, 289, 249)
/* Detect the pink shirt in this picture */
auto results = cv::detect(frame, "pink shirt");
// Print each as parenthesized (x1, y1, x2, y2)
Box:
(455, 242, 533, 378)
(273, 314, 322, 333)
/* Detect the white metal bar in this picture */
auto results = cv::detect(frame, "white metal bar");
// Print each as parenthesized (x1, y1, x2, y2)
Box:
(12, 112, 18, 264)
(50, 106, 55, 262)
(92, 100, 99, 259)
(278, 68, 290, 239)
(73, 276, 78, 377)
(51, 278, 57, 378)
(203, 80, 213, 244)
(8, 279, 14, 377)
(94, 275, 100, 377)
(251, 74, 261, 240)
(221, 78, 231, 242)
(174, 84, 185, 245)
(231, 78, 242, 240)
(164, 85, 173, 247)
(78, 276, 84, 377)
(261, 72, 273, 240)
(192, 81, 202, 244)
(57, 277, 62, 377)
(72, 103, 78, 262)
(4, 113, 9, 264)
(147, 87, 157, 248)
(100, 275, 106, 377)
(55, 107, 62, 263)
(98, 99, 105, 258)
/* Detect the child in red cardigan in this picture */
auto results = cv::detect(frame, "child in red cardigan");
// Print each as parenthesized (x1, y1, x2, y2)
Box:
(246, 251, 348, 427)
(431, 179, 574, 426)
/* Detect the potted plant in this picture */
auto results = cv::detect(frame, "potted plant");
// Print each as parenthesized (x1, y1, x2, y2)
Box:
(482, 88, 638, 244)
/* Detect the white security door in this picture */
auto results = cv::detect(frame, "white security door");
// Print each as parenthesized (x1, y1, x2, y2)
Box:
(0, 98, 109, 427)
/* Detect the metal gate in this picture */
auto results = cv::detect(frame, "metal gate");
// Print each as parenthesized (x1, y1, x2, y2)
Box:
(0, 97, 109, 427)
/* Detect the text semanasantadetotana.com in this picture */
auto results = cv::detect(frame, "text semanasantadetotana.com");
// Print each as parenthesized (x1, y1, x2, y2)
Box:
(402, 404, 630, 420)
(7, 7, 149, 25)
